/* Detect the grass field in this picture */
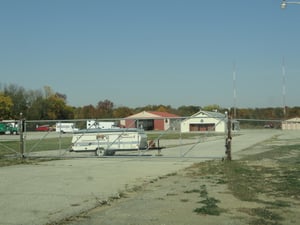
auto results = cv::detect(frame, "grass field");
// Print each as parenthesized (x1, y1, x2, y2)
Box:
(0, 136, 72, 166)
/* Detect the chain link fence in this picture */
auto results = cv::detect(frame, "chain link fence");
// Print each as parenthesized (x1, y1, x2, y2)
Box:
(0, 116, 287, 159)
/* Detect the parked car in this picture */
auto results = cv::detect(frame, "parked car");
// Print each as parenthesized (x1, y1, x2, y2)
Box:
(36, 125, 52, 131)
(264, 123, 274, 128)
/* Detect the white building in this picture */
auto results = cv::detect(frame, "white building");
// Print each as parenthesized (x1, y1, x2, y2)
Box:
(282, 117, 300, 130)
(86, 120, 118, 129)
(180, 110, 228, 133)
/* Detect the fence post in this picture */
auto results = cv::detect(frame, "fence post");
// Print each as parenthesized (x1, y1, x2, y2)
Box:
(19, 113, 25, 158)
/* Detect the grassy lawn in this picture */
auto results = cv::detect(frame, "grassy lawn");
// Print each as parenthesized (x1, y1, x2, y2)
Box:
(0, 136, 72, 166)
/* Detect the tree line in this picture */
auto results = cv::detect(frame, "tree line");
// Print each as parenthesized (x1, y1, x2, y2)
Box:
(0, 84, 299, 121)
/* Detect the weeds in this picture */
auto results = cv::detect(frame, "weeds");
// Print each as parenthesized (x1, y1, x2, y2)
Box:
(194, 197, 223, 216)
(192, 184, 224, 216)
(184, 189, 201, 194)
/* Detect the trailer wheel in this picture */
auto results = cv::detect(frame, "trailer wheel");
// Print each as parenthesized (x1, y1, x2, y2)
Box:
(95, 148, 105, 157)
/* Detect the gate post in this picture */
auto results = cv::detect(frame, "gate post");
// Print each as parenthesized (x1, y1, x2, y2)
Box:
(225, 111, 232, 161)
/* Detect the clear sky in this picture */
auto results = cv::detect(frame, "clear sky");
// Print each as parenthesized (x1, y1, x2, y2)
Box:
(1, 0, 299, 109)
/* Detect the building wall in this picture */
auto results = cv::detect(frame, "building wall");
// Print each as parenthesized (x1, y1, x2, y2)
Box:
(281, 118, 300, 130)
(125, 119, 136, 128)
(164, 118, 170, 130)
(282, 122, 300, 130)
(125, 118, 165, 130)
(154, 119, 164, 130)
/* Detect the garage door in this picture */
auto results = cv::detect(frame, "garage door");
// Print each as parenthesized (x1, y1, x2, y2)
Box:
(189, 123, 215, 131)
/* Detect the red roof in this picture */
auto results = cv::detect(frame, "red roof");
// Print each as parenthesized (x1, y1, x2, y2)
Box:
(148, 111, 178, 118)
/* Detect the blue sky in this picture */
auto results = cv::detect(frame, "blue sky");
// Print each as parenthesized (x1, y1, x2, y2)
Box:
(1, 0, 299, 108)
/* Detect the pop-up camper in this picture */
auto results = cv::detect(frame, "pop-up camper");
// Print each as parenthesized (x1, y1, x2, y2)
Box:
(70, 128, 148, 156)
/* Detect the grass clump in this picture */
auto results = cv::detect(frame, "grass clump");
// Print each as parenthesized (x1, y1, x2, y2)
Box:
(194, 197, 223, 216)
(247, 207, 283, 225)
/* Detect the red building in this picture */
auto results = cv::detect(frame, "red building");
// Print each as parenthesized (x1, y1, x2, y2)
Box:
(123, 111, 179, 131)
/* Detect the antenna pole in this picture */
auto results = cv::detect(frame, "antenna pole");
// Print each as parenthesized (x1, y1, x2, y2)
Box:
(233, 62, 237, 119)
(282, 57, 287, 118)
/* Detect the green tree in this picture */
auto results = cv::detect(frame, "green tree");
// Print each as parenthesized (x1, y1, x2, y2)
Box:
(202, 104, 221, 112)
(3, 84, 28, 118)
(27, 95, 45, 120)
(177, 105, 200, 117)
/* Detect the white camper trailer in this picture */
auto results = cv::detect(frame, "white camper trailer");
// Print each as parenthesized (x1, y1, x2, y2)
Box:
(71, 128, 148, 156)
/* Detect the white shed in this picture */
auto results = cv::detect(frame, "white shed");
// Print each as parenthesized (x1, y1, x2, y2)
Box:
(180, 110, 227, 133)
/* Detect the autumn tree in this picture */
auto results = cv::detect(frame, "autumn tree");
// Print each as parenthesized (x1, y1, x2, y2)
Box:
(113, 106, 133, 118)
(96, 99, 114, 118)
(44, 94, 74, 119)
(26, 86, 74, 120)
(0, 93, 13, 119)
(74, 105, 97, 119)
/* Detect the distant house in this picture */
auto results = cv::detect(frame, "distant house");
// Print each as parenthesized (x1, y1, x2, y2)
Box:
(282, 117, 300, 130)
(180, 110, 239, 133)
(122, 111, 179, 131)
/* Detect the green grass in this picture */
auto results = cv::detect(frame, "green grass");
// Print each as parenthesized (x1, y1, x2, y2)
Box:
(0, 137, 72, 166)
(243, 143, 300, 161)
(193, 142, 300, 202)
(146, 131, 224, 140)
(222, 161, 263, 201)
(0, 137, 72, 155)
